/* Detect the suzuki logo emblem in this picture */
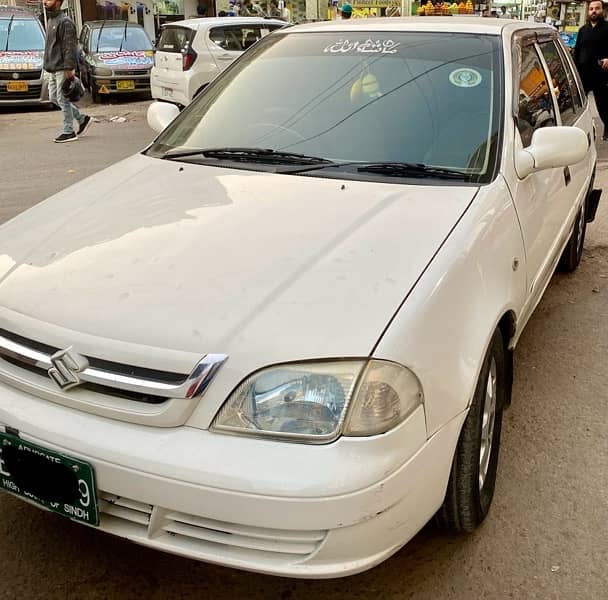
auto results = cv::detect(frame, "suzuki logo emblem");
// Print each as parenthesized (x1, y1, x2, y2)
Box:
(48, 347, 89, 390)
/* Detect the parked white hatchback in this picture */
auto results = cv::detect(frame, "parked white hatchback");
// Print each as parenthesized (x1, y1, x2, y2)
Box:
(0, 18, 601, 578)
(150, 16, 286, 107)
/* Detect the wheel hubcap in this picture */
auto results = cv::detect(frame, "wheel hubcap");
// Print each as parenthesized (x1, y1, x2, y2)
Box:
(479, 357, 497, 491)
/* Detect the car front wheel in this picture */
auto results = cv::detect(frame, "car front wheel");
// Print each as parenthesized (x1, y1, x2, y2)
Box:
(436, 328, 506, 532)
(559, 199, 587, 272)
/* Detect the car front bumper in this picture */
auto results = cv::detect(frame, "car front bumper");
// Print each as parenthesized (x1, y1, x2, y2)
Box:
(0, 74, 50, 105)
(93, 73, 150, 94)
(0, 383, 464, 578)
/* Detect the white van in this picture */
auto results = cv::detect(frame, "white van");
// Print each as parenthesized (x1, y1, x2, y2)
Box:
(150, 16, 286, 107)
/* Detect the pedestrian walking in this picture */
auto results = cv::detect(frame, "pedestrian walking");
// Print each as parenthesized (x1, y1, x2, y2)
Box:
(42, 0, 91, 143)
(573, 0, 608, 140)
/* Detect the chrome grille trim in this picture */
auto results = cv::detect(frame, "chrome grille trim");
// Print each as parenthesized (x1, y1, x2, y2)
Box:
(0, 331, 227, 400)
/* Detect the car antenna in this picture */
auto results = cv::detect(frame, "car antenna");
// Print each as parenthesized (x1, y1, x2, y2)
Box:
(118, 20, 128, 52)
(96, 20, 106, 53)
(4, 15, 15, 52)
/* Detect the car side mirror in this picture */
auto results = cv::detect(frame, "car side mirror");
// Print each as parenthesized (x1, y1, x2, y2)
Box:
(147, 101, 180, 133)
(515, 126, 589, 179)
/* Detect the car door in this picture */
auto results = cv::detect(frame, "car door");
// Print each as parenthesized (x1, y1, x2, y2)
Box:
(507, 32, 589, 308)
(537, 36, 592, 197)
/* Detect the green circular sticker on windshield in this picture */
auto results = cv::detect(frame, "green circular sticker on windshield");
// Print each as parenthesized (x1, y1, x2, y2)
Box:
(449, 68, 482, 88)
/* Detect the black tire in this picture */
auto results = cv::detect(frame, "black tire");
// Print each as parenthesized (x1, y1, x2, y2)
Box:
(559, 200, 587, 272)
(194, 83, 208, 99)
(436, 329, 506, 532)
(90, 81, 101, 103)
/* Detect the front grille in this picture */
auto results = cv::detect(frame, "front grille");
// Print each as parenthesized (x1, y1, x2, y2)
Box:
(0, 328, 227, 403)
(162, 511, 325, 556)
(99, 492, 152, 529)
(0, 83, 42, 100)
(98, 491, 326, 560)
(113, 70, 149, 76)
(0, 70, 42, 81)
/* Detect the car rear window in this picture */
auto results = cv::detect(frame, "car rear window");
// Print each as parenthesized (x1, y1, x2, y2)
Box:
(157, 26, 195, 53)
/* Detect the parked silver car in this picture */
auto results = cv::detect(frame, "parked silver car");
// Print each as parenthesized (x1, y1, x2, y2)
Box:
(77, 20, 154, 102)
(0, 5, 50, 106)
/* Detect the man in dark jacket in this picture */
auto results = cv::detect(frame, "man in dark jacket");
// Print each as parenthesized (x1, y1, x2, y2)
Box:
(573, 0, 608, 139)
(43, 0, 91, 143)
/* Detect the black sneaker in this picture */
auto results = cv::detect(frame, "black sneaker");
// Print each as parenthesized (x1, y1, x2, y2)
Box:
(77, 115, 92, 136)
(54, 132, 78, 143)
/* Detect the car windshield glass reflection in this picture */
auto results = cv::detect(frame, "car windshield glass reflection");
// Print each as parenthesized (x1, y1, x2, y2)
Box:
(151, 32, 501, 181)
(92, 27, 152, 52)
(0, 19, 44, 51)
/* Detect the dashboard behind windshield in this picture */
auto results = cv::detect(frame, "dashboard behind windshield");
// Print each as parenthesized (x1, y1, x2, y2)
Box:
(151, 31, 502, 182)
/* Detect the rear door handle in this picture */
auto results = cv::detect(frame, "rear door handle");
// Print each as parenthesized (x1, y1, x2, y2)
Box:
(563, 166, 571, 186)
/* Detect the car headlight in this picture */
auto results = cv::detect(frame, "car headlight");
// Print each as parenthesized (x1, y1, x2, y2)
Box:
(94, 67, 113, 77)
(211, 360, 423, 443)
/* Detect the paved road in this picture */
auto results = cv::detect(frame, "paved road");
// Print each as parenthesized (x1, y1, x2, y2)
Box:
(0, 100, 606, 600)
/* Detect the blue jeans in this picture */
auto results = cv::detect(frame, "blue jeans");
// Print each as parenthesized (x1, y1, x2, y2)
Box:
(46, 71, 85, 135)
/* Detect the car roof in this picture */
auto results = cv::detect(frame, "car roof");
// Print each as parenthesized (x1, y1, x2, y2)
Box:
(85, 20, 146, 29)
(0, 5, 37, 18)
(285, 16, 556, 36)
(163, 17, 287, 31)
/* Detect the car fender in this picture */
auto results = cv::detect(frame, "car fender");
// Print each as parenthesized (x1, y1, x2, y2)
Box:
(373, 175, 527, 436)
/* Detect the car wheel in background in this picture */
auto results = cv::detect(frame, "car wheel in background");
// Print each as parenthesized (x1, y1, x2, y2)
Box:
(436, 328, 506, 532)
(559, 199, 587, 272)
(90, 81, 101, 103)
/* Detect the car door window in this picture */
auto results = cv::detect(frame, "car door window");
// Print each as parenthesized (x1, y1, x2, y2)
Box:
(516, 44, 556, 147)
(210, 26, 243, 52)
(539, 40, 579, 125)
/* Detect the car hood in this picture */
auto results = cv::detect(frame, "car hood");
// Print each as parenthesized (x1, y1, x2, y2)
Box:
(92, 50, 153, 69)
(0, 154, 477, 373)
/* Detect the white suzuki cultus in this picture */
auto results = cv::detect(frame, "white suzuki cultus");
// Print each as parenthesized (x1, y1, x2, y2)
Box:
(0, 18, 601, 578)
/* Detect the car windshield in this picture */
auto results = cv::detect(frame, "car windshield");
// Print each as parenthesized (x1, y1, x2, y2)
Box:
(150, 31, 502, 181)
(92, 26, 152, 52)
(0, 18, 44, 51)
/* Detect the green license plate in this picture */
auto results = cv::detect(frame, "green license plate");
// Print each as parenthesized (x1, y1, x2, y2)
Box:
(0, 432, 98, 526)
(116, 80, 135, 90)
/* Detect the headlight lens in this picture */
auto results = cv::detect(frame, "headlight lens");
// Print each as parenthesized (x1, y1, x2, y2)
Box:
(94, 67, 113, 77)
(211, 360, 423, 443)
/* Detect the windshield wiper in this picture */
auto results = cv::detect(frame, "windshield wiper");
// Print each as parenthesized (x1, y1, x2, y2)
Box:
(4, 15, 15, 52)
(356, 162, 468, 180)
(118, 21, 128, 52)
(161, 147, 334, 166)
(96, 21, 106, 53)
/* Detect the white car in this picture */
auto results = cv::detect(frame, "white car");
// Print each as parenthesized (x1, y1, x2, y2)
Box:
(150, 16, 286, 107)
(0, 18, 601, 578)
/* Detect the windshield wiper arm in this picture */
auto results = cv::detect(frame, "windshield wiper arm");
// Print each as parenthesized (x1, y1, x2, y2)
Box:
(4, 15, 15, 51)
(161, 147, 334, 165)
(356, 162, 468, 179)
(96, 21, 106, 53)
(118, 20, 128, 52)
